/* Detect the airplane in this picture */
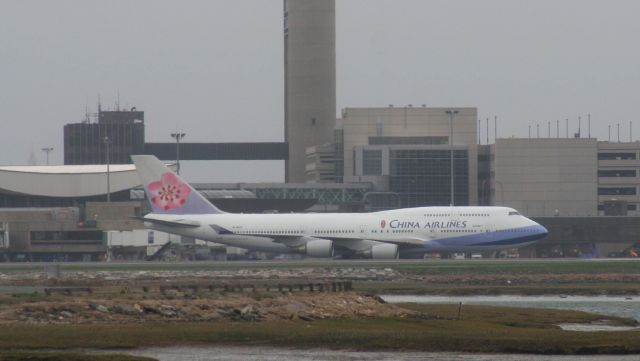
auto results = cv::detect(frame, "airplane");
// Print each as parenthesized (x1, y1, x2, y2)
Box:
(131, 155, 548, 259)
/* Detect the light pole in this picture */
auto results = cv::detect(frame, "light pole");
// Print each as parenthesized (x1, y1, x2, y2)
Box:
(41, 147, 53, 165)
(445, 110, 458, 206)
(171, 132, 186, 175)
(103, 136, 111, 202)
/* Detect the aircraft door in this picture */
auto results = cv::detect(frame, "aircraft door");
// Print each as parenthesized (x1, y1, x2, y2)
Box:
(359, 224, 368, 239)
(483, 219, 494, 241)
(450, 207, 460, 221)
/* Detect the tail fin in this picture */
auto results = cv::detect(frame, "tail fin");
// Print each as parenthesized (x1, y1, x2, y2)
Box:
(131, 155, 225, 215)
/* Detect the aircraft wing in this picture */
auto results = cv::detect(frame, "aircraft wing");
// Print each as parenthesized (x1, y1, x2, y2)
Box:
(364, 237, 426, 247)
(274, 235, 426, 248)
(211, 226, 426, 248)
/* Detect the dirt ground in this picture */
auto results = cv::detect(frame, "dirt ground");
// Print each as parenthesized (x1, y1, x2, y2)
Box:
(0, 266, 423, 324)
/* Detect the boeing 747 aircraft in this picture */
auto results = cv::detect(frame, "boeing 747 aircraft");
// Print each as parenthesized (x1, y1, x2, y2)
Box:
(132, 155, 548, 259)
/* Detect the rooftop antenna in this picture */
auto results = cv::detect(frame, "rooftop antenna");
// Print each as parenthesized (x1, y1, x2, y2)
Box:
(556, 120, 559, 138)
(528, 125, 531, 139)
(486, 118, 489, 144)
(536, 123, 540, 138)
(97, 94, 102, 115)
(494, 115, 497, 142)
(578, 116, 581, 138)
(565, 118, 569, 138)
(84, 96, 90, 123)
(547, 121, 551, 138)
(617, 123, 620, 143)
(588, 113, 591, 138)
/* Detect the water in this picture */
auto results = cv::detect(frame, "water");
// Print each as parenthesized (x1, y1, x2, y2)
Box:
(381, 295, 640, 321)
(128, 346, 640, 361)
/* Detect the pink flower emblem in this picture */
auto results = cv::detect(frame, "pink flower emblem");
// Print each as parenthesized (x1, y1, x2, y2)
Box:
(147, 172, 191, 211)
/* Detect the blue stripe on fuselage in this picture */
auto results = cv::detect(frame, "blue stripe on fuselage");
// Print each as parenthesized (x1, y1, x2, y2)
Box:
(423, 224, 548, 250)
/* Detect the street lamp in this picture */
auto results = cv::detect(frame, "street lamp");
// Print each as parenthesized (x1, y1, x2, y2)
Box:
(171, 132, 186, 175)
(41, 147, 53, 165)
(103, 136, 112, 202)
(445, 110, 459, 206)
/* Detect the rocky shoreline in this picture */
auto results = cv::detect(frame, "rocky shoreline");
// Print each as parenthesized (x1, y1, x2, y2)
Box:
(5, 292, 411, 325)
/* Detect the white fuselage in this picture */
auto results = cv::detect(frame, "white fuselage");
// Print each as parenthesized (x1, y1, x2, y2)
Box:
(144, 206, 548, 257)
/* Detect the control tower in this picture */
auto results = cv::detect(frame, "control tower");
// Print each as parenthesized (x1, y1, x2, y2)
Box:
(284, 0, 336, 182)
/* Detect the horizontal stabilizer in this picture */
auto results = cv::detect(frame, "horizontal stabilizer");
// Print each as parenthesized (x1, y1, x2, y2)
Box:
(133, 216, 201, 228)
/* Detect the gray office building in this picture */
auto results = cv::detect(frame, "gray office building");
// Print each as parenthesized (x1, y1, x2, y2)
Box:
(353, 145, 470, 208)
(284, 0, 336, 182)
(64, 109, 145, 165)
(490, 138, 599, 216)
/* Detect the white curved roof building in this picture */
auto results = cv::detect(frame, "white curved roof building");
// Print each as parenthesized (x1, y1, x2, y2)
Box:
(0, 164, 141, 197)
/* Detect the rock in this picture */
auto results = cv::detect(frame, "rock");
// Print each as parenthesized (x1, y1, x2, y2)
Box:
(163, 289, 179, 298)
(298, 313, 315, 321)
(159, 309, 176, 317)
(158, 305, 177, 317)
(113, 303, 138, 315)
(284, 302, 307, 313)
(142, 305, 161, 315)
(90, 304, 109, 313)
(59, 311, 73, 318)
(372, 295, 386, 304)
(215, 308, 231, 317)
(240, 305, 253, 316)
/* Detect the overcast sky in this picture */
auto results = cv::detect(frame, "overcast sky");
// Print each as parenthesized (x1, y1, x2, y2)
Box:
(1, 0, 639, 182)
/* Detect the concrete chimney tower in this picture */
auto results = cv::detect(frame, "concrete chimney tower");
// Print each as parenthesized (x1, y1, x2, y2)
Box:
(284, 0, 336, 182)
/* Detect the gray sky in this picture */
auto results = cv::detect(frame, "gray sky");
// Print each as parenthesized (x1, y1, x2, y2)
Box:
(1, 0, 639, 182)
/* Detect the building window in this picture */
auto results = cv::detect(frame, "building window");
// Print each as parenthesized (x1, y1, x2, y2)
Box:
(598, 187, 637, 195)
(598, 170, 636, 177)
(369, 136, 448, 145)
(598, 153, 636, 160)
(389, 149, 469, 207)
(363, 150, 383, 176)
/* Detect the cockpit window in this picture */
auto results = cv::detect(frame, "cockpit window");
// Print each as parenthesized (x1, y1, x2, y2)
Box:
(508, 211, 520, 216)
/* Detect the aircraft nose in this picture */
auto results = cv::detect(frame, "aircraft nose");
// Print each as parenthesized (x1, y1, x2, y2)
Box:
(533, 223, 548, 238)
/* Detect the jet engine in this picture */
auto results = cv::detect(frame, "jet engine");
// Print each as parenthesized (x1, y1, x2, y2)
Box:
(369, 243, 399, 259)
(304, 239, 334, 258)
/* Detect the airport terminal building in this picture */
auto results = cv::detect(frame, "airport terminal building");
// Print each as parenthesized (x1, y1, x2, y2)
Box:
(306, 107, 479, 209)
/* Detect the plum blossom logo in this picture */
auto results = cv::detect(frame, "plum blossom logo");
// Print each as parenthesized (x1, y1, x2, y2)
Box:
(147, 172, 191, 211)
(381, 220, 386, 228)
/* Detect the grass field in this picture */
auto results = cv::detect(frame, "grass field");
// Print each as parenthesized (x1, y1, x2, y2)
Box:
(0, 352, 155, 361)
(2, 259, 640, 274)
(0, 304, 638, 355)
